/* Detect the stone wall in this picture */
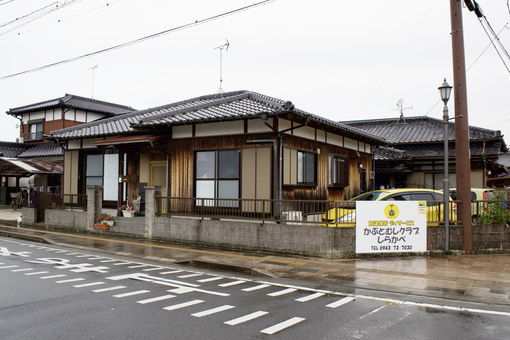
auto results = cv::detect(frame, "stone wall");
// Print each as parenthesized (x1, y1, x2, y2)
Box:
(44, 209, 87, 231)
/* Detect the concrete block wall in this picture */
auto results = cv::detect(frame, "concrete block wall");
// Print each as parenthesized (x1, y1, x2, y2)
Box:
(44, 209, 87, 231)
(109, 217, 145, 236)
(21, 207, 36, 224)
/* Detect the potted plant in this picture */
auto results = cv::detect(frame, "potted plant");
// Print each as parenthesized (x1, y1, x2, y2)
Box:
(119, 204, 135, 218)
(98, 213, 116, 227)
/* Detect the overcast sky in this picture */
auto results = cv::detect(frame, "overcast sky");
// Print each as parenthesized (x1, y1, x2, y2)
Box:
(0, 0, 508, 142)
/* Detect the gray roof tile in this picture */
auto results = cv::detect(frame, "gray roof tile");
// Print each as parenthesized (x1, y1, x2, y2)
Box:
(50, 90, 385, 144)
(17, 143, 64, 158)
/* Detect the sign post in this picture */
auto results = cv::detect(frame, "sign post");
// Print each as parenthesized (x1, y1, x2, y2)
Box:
(355, 201, 427, 254)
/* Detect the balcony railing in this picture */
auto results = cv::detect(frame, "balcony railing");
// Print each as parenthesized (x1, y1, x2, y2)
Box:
(23, 131, 44, 141)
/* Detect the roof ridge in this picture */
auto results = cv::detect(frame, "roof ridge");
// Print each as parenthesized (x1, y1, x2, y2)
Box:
(64, 93, 134, 110)
(139, 91, 252, 124)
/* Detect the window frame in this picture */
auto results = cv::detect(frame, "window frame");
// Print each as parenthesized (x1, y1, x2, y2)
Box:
(194, 149, 240, 207)
(27, 120, 44, 141)
(297, 150, 317, 186)
(328, 154, 349, 188)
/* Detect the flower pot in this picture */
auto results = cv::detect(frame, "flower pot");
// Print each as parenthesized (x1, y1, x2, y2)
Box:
(94, 223, 110, 231)
(122, 210, 134, 218)
(100, 220, 114, 227)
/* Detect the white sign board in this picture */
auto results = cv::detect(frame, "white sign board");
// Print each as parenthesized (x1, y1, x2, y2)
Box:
(356, 201, 427, 253)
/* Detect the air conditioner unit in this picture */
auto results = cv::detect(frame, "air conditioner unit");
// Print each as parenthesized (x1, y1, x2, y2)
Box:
(16, 137, 24, 143)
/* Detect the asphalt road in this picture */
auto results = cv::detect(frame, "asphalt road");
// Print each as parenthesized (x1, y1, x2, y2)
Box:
(0, 236, 509, 340)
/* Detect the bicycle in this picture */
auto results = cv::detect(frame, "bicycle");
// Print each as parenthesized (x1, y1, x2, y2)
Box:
(10, 188, 29, 210)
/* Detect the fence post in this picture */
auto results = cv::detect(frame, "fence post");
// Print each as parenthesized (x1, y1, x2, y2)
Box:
(86, 185, 102, 231)
(144, 186, 156, 239)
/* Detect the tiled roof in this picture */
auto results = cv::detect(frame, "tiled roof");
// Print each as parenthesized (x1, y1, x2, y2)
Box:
(7, 94, 134, 116)
(50, 90, 385, 144)
(17, 143, 64, 158)
(344, 116, 502, 144)
(373, 146, 407, 161)
(0, 141, 30, 158)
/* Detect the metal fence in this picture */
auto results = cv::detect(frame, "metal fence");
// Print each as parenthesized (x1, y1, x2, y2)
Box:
(155, 196, 463, 226)
(36, 193, 88, 211)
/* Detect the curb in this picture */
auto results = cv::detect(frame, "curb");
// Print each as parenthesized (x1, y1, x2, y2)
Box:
(0, 229, 51, 244)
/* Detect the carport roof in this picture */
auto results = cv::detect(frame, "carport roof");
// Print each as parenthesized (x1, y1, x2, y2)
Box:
(0, 158, 63, 177)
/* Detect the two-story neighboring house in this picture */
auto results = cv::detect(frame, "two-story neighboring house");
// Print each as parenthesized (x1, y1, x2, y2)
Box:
(1, 94, 134, 202)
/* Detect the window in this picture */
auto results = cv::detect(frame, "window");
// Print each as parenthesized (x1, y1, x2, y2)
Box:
(195, 149, 239, 207)
(283, 148, 317, 186)
(328, 154, 349, 187)
(27, 121, 43, 140)
(85, 151, 119, 201)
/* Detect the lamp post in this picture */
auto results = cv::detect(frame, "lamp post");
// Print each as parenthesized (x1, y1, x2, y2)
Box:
(439, 78, 453, 252)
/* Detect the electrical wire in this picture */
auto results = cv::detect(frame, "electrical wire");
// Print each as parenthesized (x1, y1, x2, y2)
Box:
(0, 0, 16, 7)
(0, 0, 122, 42)
(478, 16, 510, 73)
(467, 22, 509, 71)
(0, 0, 277, 80)
(0, 2, 58, 29)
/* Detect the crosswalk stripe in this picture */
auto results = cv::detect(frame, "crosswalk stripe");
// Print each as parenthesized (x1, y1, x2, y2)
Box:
(114, 290, 150, 298)
(326, 296, 355, 308)
(177, 273, 202, 279)
(56, 278, 85, 283)
(295, 292, 325, 302)
(260, 317, 305, 335)
(73, 282, 105, 288)
(159, 270, 183, 274)
(128, 264, 148, 269)
(93, 286, 126, 293)
(142, 267, 164, 272)
(163, 300, 204, 311)
(267, 288, 297, 297)
(225, 311, 269, 325)
(40, 274, 67, 279)
(12, 268, 33, 272)
(242, 284, 270, 292)
(136, 294, 176, 304)
(25, 271, 49, 276)
(191, 305, 235, 317)
(219, 280, 246, 287)
(197, 276, 223, 283)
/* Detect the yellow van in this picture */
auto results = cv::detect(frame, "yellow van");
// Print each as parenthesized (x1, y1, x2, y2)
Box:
(320, 188, 457, 227)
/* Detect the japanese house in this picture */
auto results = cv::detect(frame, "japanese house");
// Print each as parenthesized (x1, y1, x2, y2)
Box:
(344, 116, 507, 189)
(48, 90, 385, 216)
(0, 94, 134, 202)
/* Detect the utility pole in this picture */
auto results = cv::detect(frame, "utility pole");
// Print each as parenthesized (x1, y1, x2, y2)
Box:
(449, 0, 472, 253)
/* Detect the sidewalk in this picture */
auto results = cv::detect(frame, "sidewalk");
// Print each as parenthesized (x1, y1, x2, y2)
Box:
(1, 211, 509, 306)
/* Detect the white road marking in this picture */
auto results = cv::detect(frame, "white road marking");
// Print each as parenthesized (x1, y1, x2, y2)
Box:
(142, 267, 164, 272)
(267, 288, 297, 297)
(66, 252, 79, 255)
(56, 278, 85, 284)
(12, 268, 33, 272)
(114, 290, 150, 298)
(159, 270, 183, 274)
(326, 296, 355, 308)
(137, 294, 176, 304)
(177, 273, 203, 278)
(360, 305, 386, 319)
(167, 287, 195, 294)
(163, 300, 204, 311)
(295, 292, 325, 302)
(87, 257, 102, 260)
(197, 276, 224, 283)
(242, 284, 271, 292)
(75, 254, 89, 258)
(225, 311, 269, 326)
(25, 271, 49, 276)
(93, 286, 126, 293)
(54, 250, 67, 254)
(128, 264, 148, 269)
(113, 262, 131, 266)
(40, 274, 67, 279)
(260, 317, 306, 335)
(0, 265, 18, 269)
(100, 259, 117, 263)
(219, 280, 246, 287)
(191, 305, 235, 317)
(73, 281, 105, 288)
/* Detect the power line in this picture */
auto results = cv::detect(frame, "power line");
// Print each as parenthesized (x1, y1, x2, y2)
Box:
(0, 2, 58, 29)
(0, 0, 277, 80)
(0, 0, 123, 42)
(467, 22, 509, 71)
(0, 0, 16, 7)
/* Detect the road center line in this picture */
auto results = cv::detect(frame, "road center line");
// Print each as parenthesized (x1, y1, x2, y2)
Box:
(260, 317, 306, 335)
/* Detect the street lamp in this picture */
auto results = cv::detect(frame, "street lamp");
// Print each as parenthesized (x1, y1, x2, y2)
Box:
(438, 78, 452, 252)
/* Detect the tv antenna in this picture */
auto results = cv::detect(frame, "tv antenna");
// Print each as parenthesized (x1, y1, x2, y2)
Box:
(214, 39, 229, 93)
(395, 98, 412, 123)
(86, 65, 98, 99)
